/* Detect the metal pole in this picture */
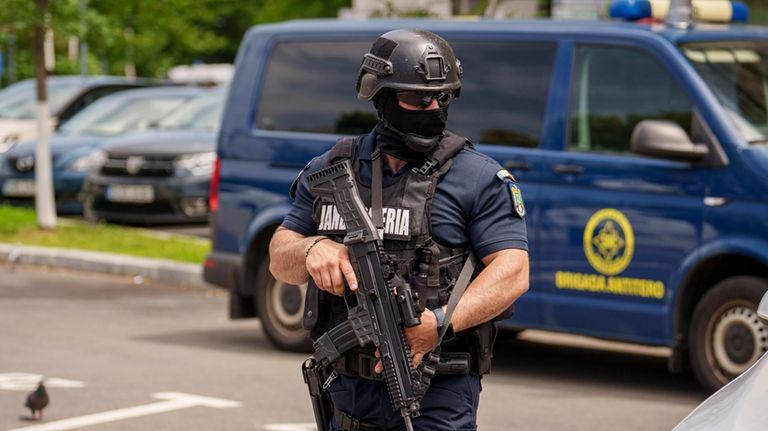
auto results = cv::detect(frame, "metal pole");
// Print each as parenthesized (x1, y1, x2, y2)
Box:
(79, 0, 88, 76)
(34, 0, 57, 229)
(8, 33, 16, 83)
(124, 27, 135, 80)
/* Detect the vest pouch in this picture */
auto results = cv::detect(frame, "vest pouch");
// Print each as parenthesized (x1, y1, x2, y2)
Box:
(303, 282, 321, 331)
(306, 285, 340, 341)
(410, 246, 441, 310)
(469, 322, 498, 375)
(425, 243, 442, 288)
(310, 292, 351, 341)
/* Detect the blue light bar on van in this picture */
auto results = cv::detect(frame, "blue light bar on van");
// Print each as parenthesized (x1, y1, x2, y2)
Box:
(610, 0, 749, 23)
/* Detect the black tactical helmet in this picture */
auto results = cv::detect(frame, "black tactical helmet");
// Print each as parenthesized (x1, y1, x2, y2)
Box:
(356, 29, 462, 101)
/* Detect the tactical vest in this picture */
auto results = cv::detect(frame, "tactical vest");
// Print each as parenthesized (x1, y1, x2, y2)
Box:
(304, 131, 472, 339)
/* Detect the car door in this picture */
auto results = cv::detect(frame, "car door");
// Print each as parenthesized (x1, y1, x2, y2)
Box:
(535, 41, 708, 344)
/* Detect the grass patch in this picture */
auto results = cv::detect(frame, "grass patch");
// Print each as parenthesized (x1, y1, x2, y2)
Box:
(0, 204, 209, 264)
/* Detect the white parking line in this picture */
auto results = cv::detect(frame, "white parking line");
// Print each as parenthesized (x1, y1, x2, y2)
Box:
(8, 392, 241, 431)
(263, 424, 316, 431)
(0, 373, 85, 391)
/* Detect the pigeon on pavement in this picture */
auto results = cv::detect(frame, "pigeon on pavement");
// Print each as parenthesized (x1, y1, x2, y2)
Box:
(25, 381, 49, 420)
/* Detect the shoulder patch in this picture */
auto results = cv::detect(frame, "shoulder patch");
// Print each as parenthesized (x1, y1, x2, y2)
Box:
(289, 164, 309, 200)
(509, 183, 526, 218)
(495, 169, 516, 183)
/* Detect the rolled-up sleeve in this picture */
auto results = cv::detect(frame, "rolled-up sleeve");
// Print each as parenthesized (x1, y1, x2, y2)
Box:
(281, 158, 323, 237)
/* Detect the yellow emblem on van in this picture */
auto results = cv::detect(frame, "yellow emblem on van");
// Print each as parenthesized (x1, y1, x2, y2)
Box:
(554, 208, 665, 299)
(583, 208, 634, 276)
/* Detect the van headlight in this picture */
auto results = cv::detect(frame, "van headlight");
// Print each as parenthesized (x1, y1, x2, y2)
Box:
(69, 150, 106, 172)
(175, 152, 215, 177)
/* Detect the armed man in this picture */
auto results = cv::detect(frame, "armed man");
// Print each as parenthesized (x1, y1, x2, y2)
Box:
(269, 29, 529, 431)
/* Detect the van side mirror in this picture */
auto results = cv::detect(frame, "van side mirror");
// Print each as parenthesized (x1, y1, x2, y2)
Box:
(631, 120, 709, 161)
(759, 291, 768, 324)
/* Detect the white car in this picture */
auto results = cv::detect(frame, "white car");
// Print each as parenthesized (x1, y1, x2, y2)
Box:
(673, 292, 768, 430)
(0, 76, 152, 153)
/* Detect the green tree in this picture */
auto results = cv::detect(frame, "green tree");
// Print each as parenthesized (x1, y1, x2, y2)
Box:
(745, 0, 768, 25)
(1, 0, 351, 83)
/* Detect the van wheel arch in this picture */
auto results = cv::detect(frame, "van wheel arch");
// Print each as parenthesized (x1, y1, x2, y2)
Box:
(245, 226, 312, 352)
(688, 276, 768, 392)
(675, 254, 768, 345)
(674, 254, 768, 391)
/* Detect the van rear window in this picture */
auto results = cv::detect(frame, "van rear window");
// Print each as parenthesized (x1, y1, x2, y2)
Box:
(452, 40, 556, 147)
(256, 40, 375, 135)
(256, 39, 556, 148)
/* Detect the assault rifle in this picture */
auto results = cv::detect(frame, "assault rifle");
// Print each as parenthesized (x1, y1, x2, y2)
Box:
(303, 160, 430, 431)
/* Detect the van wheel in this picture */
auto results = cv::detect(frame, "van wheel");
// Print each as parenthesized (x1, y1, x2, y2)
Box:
(689, 276, 768, 392)
(254, 258, 312, 352)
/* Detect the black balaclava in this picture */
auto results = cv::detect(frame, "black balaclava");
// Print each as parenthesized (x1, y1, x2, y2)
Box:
(375, 93, 448, 163)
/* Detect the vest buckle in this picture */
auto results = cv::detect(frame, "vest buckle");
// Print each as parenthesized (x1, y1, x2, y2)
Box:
(412, 159, 438, 176)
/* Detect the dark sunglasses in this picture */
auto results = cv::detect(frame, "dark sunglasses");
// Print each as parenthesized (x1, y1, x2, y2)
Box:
(396, 91, 454, 109)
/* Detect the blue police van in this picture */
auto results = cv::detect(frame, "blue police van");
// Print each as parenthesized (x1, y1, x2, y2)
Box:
(204, 3, 768, 391)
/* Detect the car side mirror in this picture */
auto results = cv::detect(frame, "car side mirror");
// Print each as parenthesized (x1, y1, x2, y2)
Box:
(759, 291, 768, 324)
(631, 120, 709, 161)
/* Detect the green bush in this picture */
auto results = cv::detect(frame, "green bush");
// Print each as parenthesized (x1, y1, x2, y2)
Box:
(0, 204, 209, 264)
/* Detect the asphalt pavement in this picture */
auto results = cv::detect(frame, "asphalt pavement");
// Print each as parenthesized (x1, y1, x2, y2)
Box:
(0, 265, 705, 431)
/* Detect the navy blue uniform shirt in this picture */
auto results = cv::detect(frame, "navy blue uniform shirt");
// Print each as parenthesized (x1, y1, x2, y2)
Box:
(282, 129, 528, 259)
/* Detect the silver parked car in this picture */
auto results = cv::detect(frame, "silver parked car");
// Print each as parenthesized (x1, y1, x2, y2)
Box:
(673, 291, 768, 430)
(81, 87, 225, 223)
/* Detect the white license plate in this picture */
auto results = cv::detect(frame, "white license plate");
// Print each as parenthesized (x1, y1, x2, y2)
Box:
(106, 184, 154, 203)
(2, 179, 35, 197)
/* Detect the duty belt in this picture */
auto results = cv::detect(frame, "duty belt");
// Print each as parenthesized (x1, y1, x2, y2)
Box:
(333, 349, 471, 380)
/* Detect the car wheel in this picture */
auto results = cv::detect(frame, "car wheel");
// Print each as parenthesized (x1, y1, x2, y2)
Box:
(689, 276, 768, 392)
(254, 257, 312, 352)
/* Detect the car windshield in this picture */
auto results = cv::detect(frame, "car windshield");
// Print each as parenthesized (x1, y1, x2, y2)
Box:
(156, 90, 225, 131)
(682, 41, 768, 144)
(58, 93, 190, 136)
(0, 81, 84, 119)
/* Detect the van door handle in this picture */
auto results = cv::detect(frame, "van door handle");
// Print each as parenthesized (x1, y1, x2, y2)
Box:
(503, 160, 530, 171)
(553, 164, 584, 175)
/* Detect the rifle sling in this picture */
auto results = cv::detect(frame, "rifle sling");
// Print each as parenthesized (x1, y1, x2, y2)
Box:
(371, 149, 383, 233)
(438, 253, 476, 342)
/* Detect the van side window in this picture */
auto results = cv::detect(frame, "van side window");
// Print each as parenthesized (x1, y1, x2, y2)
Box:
(569, 45, 693, 155)
(256, 41, 377, 135)
(450, 41, 556, 148)
(256, 39, 556, 147)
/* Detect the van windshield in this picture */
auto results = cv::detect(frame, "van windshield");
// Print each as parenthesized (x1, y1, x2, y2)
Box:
(682, 41, 768, 144)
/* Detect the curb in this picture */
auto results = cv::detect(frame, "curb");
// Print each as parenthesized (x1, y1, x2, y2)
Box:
(0, 243, 211, 288)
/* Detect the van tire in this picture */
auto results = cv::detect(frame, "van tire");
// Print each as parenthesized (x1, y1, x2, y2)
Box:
(254, 258, 312, 352)
(689, 276, 768, 393)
